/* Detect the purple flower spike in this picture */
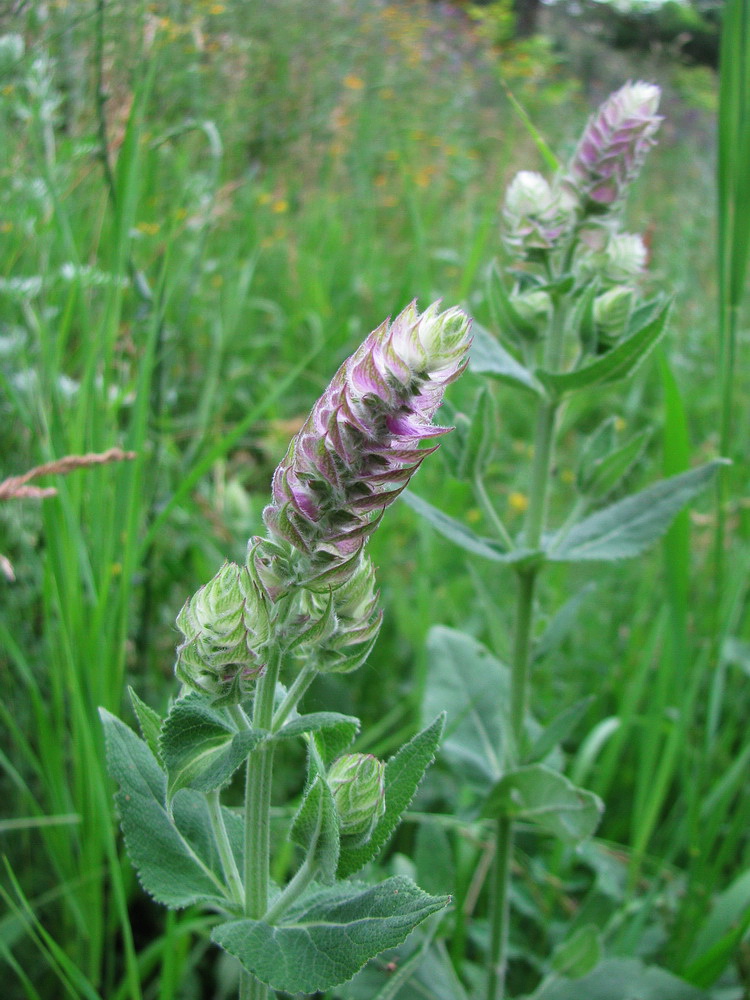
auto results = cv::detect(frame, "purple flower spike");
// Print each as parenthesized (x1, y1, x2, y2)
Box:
(568, 81, 662, 211)
(263, 301, 472, 565)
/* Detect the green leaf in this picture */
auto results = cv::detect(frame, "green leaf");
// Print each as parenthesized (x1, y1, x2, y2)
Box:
(536, 301, 670, 397)
(533, 583, 596, 664)
(549, 924, 602, 979)
(414, 823, 456, 897)
(549, 461, 726, 562)
(274, 711, 360, 764)
(402, 491, 539, 566)
(337, 716, 445, 879)
(456, 385, 497, 481)
(532, 957, 708, 1000)
(482, 764, 603, 844)
(289, 775, 340, 884)
(340, 936, 469, 1000)
(211, 876, 449, 994)
(525, 697, 595, 765)
(685, 869, 750, 987)
(159, 694, 266, 804)
(470, 323, 543, 395)
(99, 708, 238, 908)
(423, 627, 509, 787)
(288, 589, 335, 649)
(402, 491, 510, 561)
(576, 418, 651, 501)
(128, 686, 163, 763)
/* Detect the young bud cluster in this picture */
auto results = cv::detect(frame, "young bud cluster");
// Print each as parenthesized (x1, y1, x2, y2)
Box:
(175, 561, 271, 703)
(502, 171, 574, 257)
(327, 752, 387, 845)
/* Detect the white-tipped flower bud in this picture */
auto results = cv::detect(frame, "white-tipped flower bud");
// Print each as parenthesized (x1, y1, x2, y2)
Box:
(327, 753, 386, 845)
(508, 288, 553, 333)
(603, 232, 648, 283)
(503, 171, 572, 256)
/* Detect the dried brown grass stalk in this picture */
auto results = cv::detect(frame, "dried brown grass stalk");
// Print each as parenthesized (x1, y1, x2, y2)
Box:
(0, 448, 137, 581)
(0, 448, 137, 501)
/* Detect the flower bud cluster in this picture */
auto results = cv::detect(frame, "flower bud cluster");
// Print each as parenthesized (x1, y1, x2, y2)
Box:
(502, 82, 661, 265)
(263, 301, 472, 568)
(327, 752, 386, 846)
(175, 302, 471, 699)
(499, 82, 660, 355)
(502, 171, 573, 257)
(175, 561, 271, 704)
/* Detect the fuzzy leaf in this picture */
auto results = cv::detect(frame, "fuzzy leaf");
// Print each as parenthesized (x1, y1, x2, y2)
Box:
(289, 775, 340, 884)
(340, 936, 469, 1000)
(402, 491, 537, 565)
(337, 716, 445, 879)
(275, 712, 360, 765)
(128, 686, 163, 763)
(549, 461, 726, 562)
(470, 323, 543, 395)
(424, 627, 509, 787)
(159, 694, 266, 803)
(99, 709, 239, 908)
(211, 877, 449, 994)
(537, 301, 670, 397)
(482, 764, 603, 844)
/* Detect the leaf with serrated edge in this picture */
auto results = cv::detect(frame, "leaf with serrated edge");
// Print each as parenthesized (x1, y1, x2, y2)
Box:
(211, 876, 449, 993)
(482, 764, 603, 845)
(128, 686, 163, 763)
(550, 461, 726, 562)
(274, 711, 360, 760)
(100, 708, 237, 908)
(289, 776, 340, 884)
(337, 716, 445, 878)
(159, 694, 266, 803)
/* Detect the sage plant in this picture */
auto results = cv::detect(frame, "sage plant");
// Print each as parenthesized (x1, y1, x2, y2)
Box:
(406, 82, 723, 999)
(100, 302, 472, 999)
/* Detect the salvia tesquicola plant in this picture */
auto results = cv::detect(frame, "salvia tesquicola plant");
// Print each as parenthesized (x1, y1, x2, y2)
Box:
(100, 303, 473, 998)
(404, 82, 727, 999)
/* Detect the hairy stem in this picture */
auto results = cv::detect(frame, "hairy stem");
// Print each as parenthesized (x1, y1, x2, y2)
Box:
(239, 650, 281, 1000)
(207, 790, 244, 907)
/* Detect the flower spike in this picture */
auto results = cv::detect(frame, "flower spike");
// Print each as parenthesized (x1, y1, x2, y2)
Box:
(263, 301, 472, 567)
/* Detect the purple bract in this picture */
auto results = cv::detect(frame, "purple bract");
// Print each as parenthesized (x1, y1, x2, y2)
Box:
(263, 301, 472, 566)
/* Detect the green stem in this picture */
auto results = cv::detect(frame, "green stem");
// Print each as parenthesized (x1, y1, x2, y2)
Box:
(207, 790, 244, 907)
(239, 649, 281, 1000)
(485, 816, 514, 1000)
(474, 473, 515, 552)
(271, 660, 317, 733)
(486, 295, 565, 1000)
(264, 854, 319, 924)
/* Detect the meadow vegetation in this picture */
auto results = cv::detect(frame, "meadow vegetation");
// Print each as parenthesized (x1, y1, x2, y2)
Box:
(1, 1, 749, 998)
